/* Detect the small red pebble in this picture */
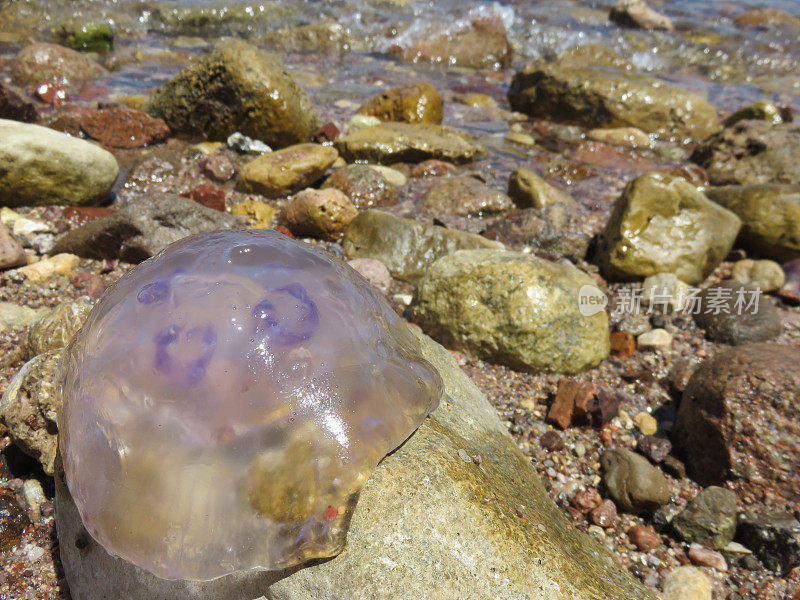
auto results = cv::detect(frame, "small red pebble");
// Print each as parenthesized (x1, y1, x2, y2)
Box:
(410, 159, 455, 178)
(274, 225, 294, 238)
(312, 122, 340, 143)
(35, 81, 68, 107)
(571, 487, 602, 513)
(323, 505, 338, 521)
(589, 499, 618, 527)
(688, 544, 728, 572)
(63, 206, 115, 227)
(181, 185, 226, 212)
(628, 524, 661, 552)
(70, 272, 106, 298)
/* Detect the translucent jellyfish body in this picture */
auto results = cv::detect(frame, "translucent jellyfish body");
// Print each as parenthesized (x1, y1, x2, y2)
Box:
(58, 229, 442, 581)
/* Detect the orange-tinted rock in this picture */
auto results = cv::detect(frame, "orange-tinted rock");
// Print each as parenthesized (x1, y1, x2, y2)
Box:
(181, 185, 227, 212)
(81, 106, 170, 149)
(610, 331, 635, 356)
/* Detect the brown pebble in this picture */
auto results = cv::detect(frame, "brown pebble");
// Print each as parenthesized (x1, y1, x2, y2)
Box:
(571, 487, 602, 513)
(610, 331, 636, 356)
(312, 122, 340, 143)
(411, 159, 456, 178)
(547, 379, 597, 429)
(539, 430, 565, 452)
(81, 105, 169, 148)
(688, 544, 728, 572)
(70, 272, 106, 298)
(181, 185, 226, 212)
(200, 154, 237, 182)
(637, 435, 672, 463)
(628, 524, 661, 552)
(0, 224, 27, 270)
(590, 499, 618, 527)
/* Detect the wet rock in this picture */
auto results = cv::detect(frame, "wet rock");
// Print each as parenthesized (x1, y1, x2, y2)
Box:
(601, 448, 670, 514)
(411, 159, 456, 178)
(687, 544, 727, 572)
(642, 273, 690, 312)
(0, 82, 36, 122)
(261, 23, 355, 54)
(24, 297, 95, 359)
(590, 500, 618, 527)
(547, 380, 597, 430)
(609, 0, 673, 31)
(146, 41, 320, 147)
(723, 100, 789, 128)
(596, 173, 740, 284)
(369, 165, 406, 187)
(508, 65, 720, 139)
(691, 121, 800, 185)
(674, 343, 800, 499)
(731, 259, 785, 292)
(200, 153, 237, 182)
(357, 82, 443, 125)
(52, 193, 245, 262)
(393, 17, 512, 70)
(283, 189, 358, 240)
(0, 491, 27, 552)
(409, 250, 610, 373)
(705, 184, 800, 261)
(57, 330, 656, 600)
(482, 207, 588, 259)
(672, 487, 738, 549)
(322, 165, 398, 209)
(0, 302, 45, 331)
(508, 167, 576, 209)
(55, 21, 114, 53)
(182, 185, 226, 212)
(736, 512, 800, 573)
(12, 42, 104, 91)
(347, 114, 381, 132)
(421, 176, 513, 217)
(587, 127, 651, 148)
(0, 224, 26, 270)
(661, 566, 711, 600)
(734, 8, 800, 29)
(629, 525, 661, 552)
(346, 258, 391, 293)
(230, 199, 276, 228)
(343, 210, 501, 282)
(693, 280, 782, 345)
(237, 143, 338, 198)
(0, 119, 119, 207)
(572, 488, 603, 513)
(148, 2, 292, 38)
(80, 106, 169, 149)
(0, 350, 62, 474)
(227, 132, 272, 154)
(17, 253, 79, 284)
(554, 44, 633, 71)
(335, 123, 486, 165)
(637, 435, 672, 464)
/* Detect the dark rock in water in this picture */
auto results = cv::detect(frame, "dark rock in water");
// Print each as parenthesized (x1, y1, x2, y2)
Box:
(261, 23, 356, 54)
(357, 82, 443, 125)
(705, 184, 800, 261)
(674, 343, 800, 502)
(392, 17, 512, 70)
(0, 82, 36, 122)
(693, 280, 782, 345)
(482, 207, 589, 260)
(637, 435, 672, 464)
(595, 173, 740, 285)
(11, 42, 104, 91)
(671, 486, 738, 549)
(52, 193, 245, 262)
(146, 41, 319, 148)
(148, 2, 293, 37)
(691, 120, 800, 186)
(601, 448, 670, 514)
(421, 176, 513, 217)
(609, 0, 674, 31)
(342, 210, 500, 282)
(736, 512, 800, 574)
(508, 64, 720, 139)
(322, 165, 398, 209)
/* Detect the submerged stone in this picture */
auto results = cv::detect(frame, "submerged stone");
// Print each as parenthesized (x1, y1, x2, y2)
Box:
(58, 229, 442, 581)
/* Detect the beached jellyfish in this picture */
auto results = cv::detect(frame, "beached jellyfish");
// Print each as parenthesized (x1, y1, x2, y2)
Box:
(57, 229, 442, 581)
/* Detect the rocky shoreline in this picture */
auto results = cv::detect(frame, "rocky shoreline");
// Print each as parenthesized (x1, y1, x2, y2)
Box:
(1, 0, 800, 599)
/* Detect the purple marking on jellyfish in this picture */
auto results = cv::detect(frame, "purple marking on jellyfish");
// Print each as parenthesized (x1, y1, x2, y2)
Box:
(253, 283, 319, 347)
(154, 324, 217, 388)
(137, 280, 170, 304)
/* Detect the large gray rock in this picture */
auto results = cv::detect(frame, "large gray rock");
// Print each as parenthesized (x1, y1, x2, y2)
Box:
(56, 331, 654, 600)
(0, 119, 119, 207)
(595, 173, 741, 284)
(52, 193, 245, 262)
(146, 41, 319, 148)
(408, 250, 610, 373)
(342, 210, 501, 282)
(508, 64, 720, 139)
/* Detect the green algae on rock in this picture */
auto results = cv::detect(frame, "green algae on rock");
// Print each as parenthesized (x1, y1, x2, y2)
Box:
(705, 184, 800, 261)
(342, 210, 501, 282)
(56, 329, 655, 600)
(409, 250, 610, 374)
(146, 41, 320, 147)
(55, 21, 114, 53)
(334, 122, 486, 164)
(596, 173, 741, 284)
(508, 64, 721, 139)
(0, 120, 118, 207)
